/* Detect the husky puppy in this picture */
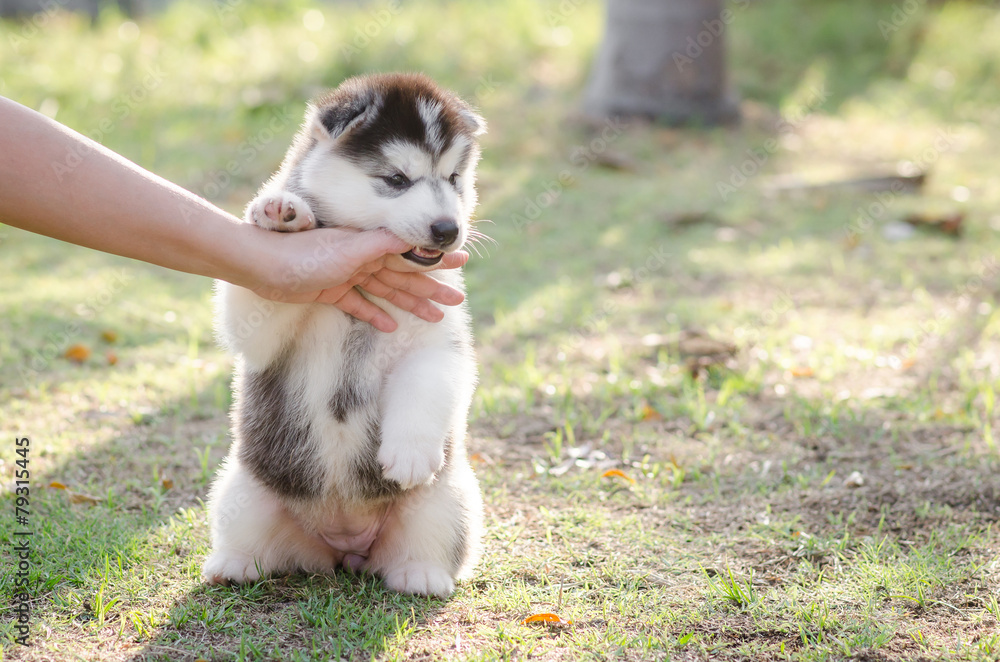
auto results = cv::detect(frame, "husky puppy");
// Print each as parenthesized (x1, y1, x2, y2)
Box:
(203, 73, 486, 597)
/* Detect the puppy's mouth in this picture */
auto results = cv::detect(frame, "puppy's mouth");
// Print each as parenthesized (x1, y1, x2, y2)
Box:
(402, 247, 444, 266)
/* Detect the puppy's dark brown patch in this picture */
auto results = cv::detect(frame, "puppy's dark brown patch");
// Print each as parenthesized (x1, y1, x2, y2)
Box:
(236, 352, 324, 500)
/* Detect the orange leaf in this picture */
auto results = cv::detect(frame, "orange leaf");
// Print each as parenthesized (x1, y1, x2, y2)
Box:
(469, 452, 494, 465)
(641, 405, 663, 421)
(601, 469, 636, 484)
(101, 330, 118, 343)
(49, 481, 68, 490)
(790, 366, 814, 378)
(68, 492, 101, 505)
(64, 343, 91, 363)
(162, 479, 174, 490)
(522, 612, 573, 625)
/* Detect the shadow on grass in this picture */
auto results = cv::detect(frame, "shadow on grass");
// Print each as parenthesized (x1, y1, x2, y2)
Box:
(136, 574, 445, 662)
(2, 371, 446, 661)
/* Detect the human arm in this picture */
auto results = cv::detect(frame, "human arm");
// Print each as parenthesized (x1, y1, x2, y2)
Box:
(0, 96, 466, 332)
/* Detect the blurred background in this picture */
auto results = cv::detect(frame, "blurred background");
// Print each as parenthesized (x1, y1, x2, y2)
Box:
(3, 1, 1000, 660)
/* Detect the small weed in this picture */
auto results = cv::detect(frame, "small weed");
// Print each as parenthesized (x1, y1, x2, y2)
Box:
(706, 567, 760, 611)
(985, 593, 1000, 620)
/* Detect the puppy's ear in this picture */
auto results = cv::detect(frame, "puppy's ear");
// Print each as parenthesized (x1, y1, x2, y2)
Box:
(458, 106, 487, 136)
(309, 95, 376, 142)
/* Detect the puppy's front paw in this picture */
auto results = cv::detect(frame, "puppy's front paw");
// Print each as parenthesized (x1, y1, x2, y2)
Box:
(202, 550, 262, 585)
(378, 442, 444, 490)
(246, 190, 315, 232)
(382, 561, 455, 597)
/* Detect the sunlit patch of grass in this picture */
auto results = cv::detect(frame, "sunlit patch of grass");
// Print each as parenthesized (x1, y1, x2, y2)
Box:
(5, 0, 1000, 659)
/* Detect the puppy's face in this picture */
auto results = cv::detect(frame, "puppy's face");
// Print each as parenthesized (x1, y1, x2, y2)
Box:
(297, 74, 485, 270)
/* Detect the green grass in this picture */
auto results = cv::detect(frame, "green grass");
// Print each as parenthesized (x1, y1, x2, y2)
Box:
(4, 0, 1000, 659)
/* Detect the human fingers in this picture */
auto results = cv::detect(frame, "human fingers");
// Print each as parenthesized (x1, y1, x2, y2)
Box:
(331, 287, 399, 333)
(371, 269, 465, 306)
(355, 273, 447, 323)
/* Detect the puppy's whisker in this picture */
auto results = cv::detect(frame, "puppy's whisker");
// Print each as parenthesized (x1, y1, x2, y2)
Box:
(468, 230, 498, 248)
(466, 241, 485, 258)
(465, 235, 492, 259)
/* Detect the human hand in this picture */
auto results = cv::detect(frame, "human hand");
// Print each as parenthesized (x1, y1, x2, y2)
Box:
(249, 226, 468, 333)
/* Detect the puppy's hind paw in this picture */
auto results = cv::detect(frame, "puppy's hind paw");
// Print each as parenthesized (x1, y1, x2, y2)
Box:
(382, 562, 455, 597)
(202, 551, 262, 586)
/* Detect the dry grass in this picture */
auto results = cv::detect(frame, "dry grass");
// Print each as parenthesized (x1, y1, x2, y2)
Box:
(4, 0, 1000, 660)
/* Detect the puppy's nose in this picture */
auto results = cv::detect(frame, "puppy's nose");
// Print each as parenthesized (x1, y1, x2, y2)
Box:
(430, 219, 460, 248)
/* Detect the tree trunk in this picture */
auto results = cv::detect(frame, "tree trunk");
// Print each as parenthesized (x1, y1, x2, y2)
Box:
(584, 0, 740, 126)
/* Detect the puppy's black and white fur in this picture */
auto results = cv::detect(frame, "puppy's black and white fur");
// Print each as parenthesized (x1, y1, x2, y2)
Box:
(203, 73, 485, 597)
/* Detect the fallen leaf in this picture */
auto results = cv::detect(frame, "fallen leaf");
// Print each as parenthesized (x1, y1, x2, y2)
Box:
(677, 334, 736, 359)
(522, 612, 573, 626)
(662, 211, 717, 231)
(101, 330, 118, 343)
(640, 405, 662, 422)
(765, 171, 926, 195)
(644, 330, 737, 379)
(594, 149, 638, 172)
(49, 481, 68, 490)
(64, 344, 91, 363)
(601, 469, 636, 484)
(68, 492, 102, 505)
(903, 211, 964, 236)
(106, 351, 118, 366)
(790, 366, 814, 378)
(469, 452, 495, 466)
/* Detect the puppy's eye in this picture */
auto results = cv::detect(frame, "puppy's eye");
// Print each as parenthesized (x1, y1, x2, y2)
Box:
(384, 173, 410, 188)
(448, 173, 459, 187)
